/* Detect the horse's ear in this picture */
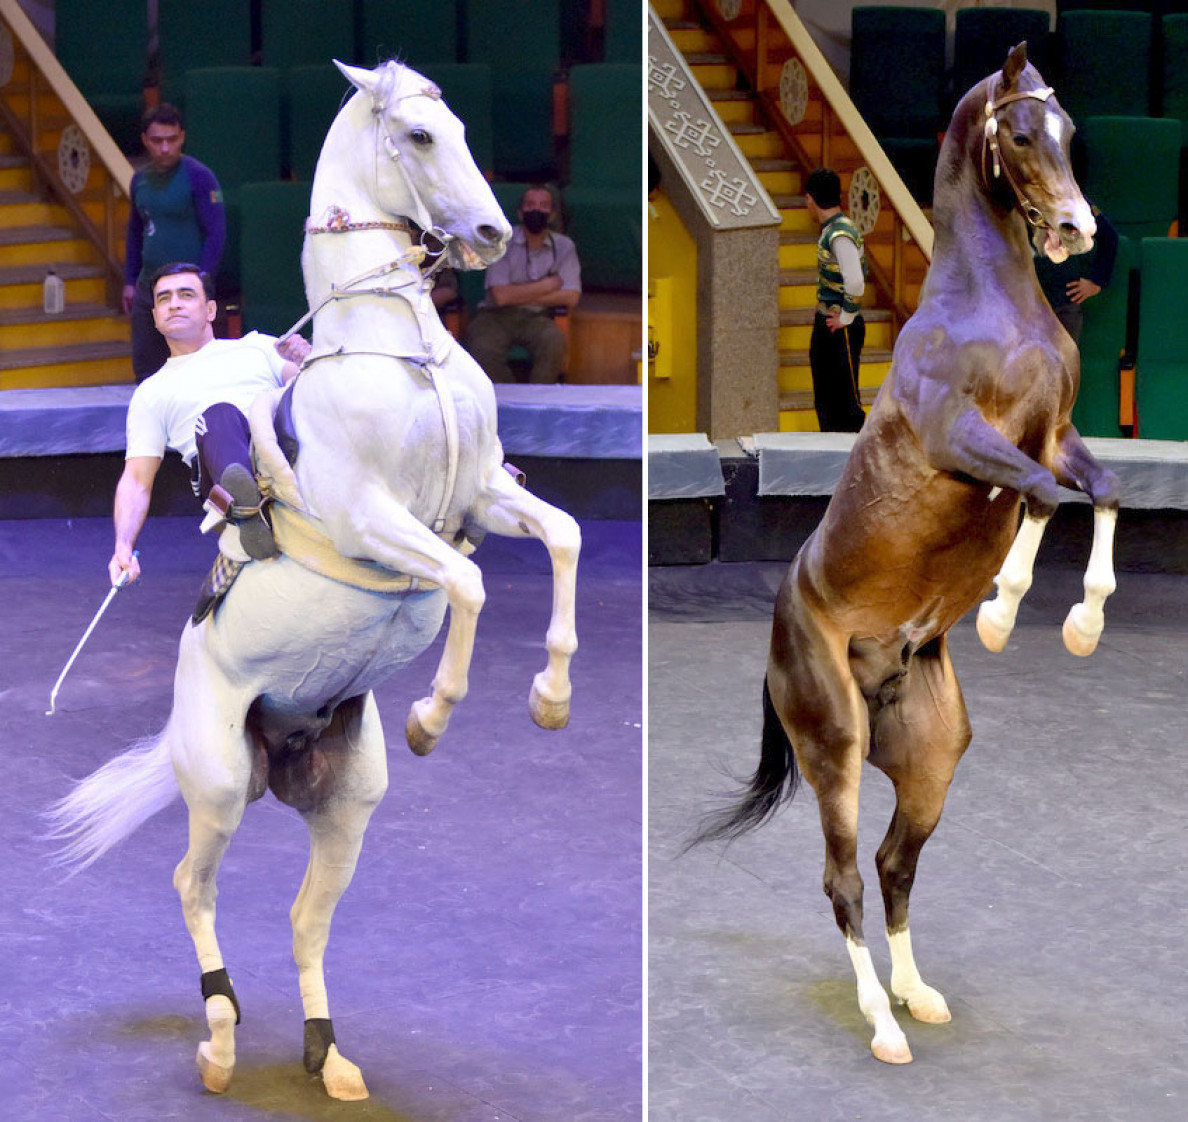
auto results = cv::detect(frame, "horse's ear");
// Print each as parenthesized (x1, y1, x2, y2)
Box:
(1002, 42, 1028, 90)
(334, 60, 379, 96)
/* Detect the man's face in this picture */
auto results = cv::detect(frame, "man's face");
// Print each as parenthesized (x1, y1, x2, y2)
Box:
(142, 122, 185, 174)
(151, 273, 215, 343)
(520, 189, 553, 225)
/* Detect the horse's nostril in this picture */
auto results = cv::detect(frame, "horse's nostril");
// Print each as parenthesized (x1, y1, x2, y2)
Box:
(477, 224, 501, 245)
(1059, 222, 1079, 235)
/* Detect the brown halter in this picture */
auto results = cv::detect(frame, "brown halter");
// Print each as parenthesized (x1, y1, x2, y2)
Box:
(979, 78, 1056, 230)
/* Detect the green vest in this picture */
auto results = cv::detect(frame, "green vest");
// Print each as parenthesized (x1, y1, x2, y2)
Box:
(816, 213, 866, 314)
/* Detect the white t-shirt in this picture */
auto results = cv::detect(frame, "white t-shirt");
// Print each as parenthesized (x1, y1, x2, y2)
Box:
(125, 333, 288, 465)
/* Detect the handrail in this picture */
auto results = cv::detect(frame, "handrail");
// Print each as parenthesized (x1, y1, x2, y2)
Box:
(0, 0, 132, 194)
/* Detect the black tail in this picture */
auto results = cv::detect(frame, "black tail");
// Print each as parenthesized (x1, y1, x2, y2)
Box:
(689, 676, 800, 848)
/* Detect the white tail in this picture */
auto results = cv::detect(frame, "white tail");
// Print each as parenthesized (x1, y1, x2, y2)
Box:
(45, 729, 179, 872)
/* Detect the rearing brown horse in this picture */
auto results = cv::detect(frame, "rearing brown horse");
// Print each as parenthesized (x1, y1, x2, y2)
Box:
(695, 45, 1120, 1064)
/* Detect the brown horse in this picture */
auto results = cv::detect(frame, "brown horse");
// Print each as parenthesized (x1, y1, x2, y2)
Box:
(695, 44, 1120, 1064)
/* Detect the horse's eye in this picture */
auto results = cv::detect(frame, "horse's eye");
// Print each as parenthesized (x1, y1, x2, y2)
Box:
(410, 129, 432, 146)
(1012, 134, 1031, 147)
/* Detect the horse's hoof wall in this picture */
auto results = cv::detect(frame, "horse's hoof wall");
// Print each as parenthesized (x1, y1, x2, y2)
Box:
(529, 679, 570, 730)
(196, 1042, 234, 1094)
(1062, 610, 1101, 658)
(405, 700, 440, 756)
(322, 1044, 369, 1101)
(906, 992, 951, 1025)
(871, 1035, 913, 1065)
(975, 602, 1010, 653)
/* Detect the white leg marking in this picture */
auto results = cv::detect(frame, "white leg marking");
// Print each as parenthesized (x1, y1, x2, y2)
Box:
(1062, 507, 1117, 657)
(976, 513, 1049, 652)
(196, 994, 237, 1093)
(846, 937, 912, 1064)
(887, 928, 951, 1024)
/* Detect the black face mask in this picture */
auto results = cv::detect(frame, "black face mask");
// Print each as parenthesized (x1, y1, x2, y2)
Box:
(521, 209, 550, 234)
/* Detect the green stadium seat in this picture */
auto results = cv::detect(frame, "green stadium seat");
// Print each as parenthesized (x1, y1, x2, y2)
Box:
(284, 64, 350, 181)
(464, 1, 561, 178)
(239, 180, 312, 337)
(1056, 12, 1153, 123)
(358, 0, 459, 66)
(1135, 237, 1188, 438)
(1057, 1, 1153, 14)
(260, 0, 356, 70)
(1161, 14, 1188, 143)
(1072, 234, 1135, 438)
(1083, 116, 1180, 239)
(419, 63, 495, 176)
(183, 68, 283, 289)
(55, 0, 146, 152)
(952, 8, 1051, 106)
(604, 0, 642, 65)
(157, 2, 252, 109)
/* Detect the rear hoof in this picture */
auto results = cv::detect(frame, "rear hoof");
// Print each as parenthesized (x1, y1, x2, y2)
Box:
(1062, 606, 1101, 657)
(871, 1031, 913, 1065)
(196, 1042, 234, 1093)
(405, 699, 440, 756)
(975, 601, 1011, 653)
(322, 1044, 369, 1101)
(529, 678, 570, 730)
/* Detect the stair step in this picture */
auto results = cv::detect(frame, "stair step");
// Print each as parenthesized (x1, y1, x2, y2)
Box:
(0, 188, 39, 205)
(0, 338, 130, 372)
(779, 307, 892, 326)
(0, 262, 108, 285)
(0, 224, 79, 246)
(0, 301, 117, 325)
(779, 386, 882, 412)
(705, 88, 753, 102)
(685, 52, 730, 65)
(780, 348, 894, 368)
(771, 193, 807, 209)
(727, 122, 766, 136)
(780, 269, 817, 286)
(752, 157, 797, 172)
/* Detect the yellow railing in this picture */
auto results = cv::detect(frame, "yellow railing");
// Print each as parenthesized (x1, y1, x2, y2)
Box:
(0, 0, 133, 305)
(690, 0, 934, 330)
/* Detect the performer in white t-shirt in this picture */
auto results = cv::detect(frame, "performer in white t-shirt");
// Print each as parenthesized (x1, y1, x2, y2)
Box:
(109, 263, 311, 586)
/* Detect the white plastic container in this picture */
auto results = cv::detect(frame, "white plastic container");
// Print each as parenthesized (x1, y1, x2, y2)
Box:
(43, 269, 65, 314)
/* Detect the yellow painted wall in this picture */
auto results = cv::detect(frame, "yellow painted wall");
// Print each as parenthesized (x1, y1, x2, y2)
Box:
(647, 190, 698, 433)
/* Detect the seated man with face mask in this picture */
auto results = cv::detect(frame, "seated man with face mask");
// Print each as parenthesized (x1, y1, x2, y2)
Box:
(462, 185, 581, 383)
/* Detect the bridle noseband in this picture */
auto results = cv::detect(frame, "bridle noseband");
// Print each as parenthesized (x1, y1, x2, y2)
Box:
(980, 79, 1056, 230)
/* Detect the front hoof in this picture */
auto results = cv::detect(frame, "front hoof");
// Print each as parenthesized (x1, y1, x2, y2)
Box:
(196, 1042, 234, 1093)
(405, 699, 440, 756)
(322, 1044, 369, 1101)
(975, 601, 1011, 653)
(529, 677, 570, 730)
(1062, 605, 1102, 657)
(871, 1031, 913, 1065)
(904, 989, 951, 1025)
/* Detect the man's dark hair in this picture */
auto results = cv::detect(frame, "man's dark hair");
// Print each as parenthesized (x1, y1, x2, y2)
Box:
(151, 262, 214, 302)
(141, 103, 184, 133)
(805, 168, 842, 209)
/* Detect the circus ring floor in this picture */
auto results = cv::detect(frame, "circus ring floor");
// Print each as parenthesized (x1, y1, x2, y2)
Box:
(1, 508, 641, 1120)
(648, 551, 1188, 1122)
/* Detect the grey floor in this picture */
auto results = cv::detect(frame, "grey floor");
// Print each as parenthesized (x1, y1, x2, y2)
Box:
(650, 557, 1188, 1122)
(1, 516, 642, 1122)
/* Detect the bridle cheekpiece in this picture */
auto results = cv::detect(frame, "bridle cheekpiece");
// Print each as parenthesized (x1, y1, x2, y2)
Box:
(981, 78, 1055, 229)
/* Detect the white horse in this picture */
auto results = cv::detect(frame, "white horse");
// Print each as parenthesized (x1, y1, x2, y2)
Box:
(47, 60, 581, 1102)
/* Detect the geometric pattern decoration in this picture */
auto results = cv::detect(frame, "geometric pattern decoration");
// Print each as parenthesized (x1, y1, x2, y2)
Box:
(647, 9, 781, 230)
(717, 0, 742, 19)
(848, 166, 880, 237)
(778, 58, 808, 127)
(58, 124, 91, 194)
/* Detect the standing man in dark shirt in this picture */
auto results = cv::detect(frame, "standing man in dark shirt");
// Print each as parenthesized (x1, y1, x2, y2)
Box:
(122, 105, 226, 382)
(1034, 203, 1119, 343)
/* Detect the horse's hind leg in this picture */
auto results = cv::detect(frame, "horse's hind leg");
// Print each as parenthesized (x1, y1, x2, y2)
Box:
(869, 635, 971, 1027)
(470, 466, 581, 728)
(278, 694, 387, 1101)
(769, 591, 911, 1064)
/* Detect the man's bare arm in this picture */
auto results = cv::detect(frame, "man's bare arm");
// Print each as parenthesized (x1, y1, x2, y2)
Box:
(109, 456, 162, 584)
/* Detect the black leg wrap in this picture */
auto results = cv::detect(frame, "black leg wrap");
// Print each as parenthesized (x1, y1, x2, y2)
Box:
(304, 1018, 336, 1074)
(200, 968, 242, 1025)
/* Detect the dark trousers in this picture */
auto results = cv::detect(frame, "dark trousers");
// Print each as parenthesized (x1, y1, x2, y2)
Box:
(193, 402, 252, 501)
(810, 312, 866, 433)
(131, 278, 172, 383)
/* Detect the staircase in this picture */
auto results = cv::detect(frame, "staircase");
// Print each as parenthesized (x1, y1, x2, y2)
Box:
(0, 4, 133, 390)
(654, 0, 931, 432)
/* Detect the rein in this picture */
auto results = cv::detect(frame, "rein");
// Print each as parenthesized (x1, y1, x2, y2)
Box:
(979, 79, 1056, 229)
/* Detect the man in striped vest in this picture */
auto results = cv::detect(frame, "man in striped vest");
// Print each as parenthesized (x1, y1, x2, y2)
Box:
(806, 168, 867, 432)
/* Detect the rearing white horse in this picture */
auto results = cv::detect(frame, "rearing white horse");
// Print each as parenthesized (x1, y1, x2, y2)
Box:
(47, 60, 582, 1102)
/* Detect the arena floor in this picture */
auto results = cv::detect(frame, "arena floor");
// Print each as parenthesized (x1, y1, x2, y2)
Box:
(649, 554, 1188, 1122)
(1, 516, 642, 1122)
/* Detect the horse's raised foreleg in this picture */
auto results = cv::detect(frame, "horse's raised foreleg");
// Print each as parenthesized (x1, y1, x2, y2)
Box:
(870, 635, 971, 1029)
(769, 588, 911, 1064)
(280, 695, 387, 1102)
(169, 628, 255, 1093)
(976, 511, 1048, 652)
(326, 488, 486, 754)
(469, 468, 581, 729)
(1052, 429, 1121, 656)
